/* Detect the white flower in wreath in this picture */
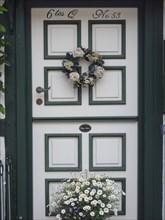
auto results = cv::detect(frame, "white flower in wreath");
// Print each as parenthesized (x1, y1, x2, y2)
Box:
(83, 76, 91, 86)
(73, 47, 84, 58)
(62, 47, 105, 87)
(94, 65, 105, 78)
(88, 77, 95, 86)
(63, 60, 74, 71)
(69, 72, 79, 82)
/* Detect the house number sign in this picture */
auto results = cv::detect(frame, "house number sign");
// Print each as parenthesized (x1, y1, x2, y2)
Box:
(79, 124, 92, 133)
(46, 9, 121, 20)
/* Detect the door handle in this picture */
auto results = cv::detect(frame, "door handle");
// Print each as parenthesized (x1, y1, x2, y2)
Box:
(36, 86, 50, 93)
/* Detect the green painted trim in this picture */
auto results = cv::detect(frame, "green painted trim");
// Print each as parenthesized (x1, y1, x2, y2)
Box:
(45, 178, 64, 216)
(24, 4, 34, 220)
(89, 133, 126, 171)
(6, 157, 13, 220)
(0, 119, 5, 136)
(0, 160, 3, 220)
(137, 5, 144, 220)
(45, 133, 82, 171)
(44, 20, 81, 59)
(15, 0, 28, 219)
(88, 20, 126, 59)
(44, 67, 82, 105)
(109, 177, 126, 215)
(25, 1, 144, 8)
(89, 66, 126, 105)
(33, 116, 138, 122)
(143, 1, 163, 220)
(163, 40, 165, 113)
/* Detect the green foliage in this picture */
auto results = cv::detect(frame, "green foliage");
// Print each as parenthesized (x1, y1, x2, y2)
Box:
(0, 6, 8, 14)
(0, 5, 10, 115)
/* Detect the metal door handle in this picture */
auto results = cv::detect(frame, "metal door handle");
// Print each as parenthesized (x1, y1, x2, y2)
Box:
(36, 86, 50, 93)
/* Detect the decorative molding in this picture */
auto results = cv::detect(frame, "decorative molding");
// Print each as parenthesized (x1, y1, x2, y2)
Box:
(45, 178, 64, 216)
(32, 116, 138, 122)
(88, 20, 126, 59)
(89, 133, 126, 171)
(44, 20, 81, 59)
(45, 133, 82, 171)
(89, 66, 126, 105)
(44, 67, 81, 105)
(112, 178, 126, 215)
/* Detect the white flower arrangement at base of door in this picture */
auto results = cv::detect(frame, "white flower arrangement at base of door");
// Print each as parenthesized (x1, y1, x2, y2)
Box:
(47, 171, 125, 220)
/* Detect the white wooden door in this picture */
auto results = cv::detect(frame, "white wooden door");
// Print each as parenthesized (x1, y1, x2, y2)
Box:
(31, 8, 138, 220)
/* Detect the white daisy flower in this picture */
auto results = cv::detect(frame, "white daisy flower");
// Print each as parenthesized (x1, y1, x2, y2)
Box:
(101, 203, 105, 208)
(84, 189, 89, 194)
(56, 214, 61, 219)
(90, 211, 95, 216)
(99, 210, 104, 215)
(84, 197, 89, 202)
(104, 207, 109, 213)
(97, 189, 103, 195)
(79, 212, 83, 216)
(107, 204, 112, 209)
(61, 209, 66, 214)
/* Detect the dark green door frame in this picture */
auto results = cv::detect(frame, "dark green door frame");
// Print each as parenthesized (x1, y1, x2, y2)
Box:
(8, 0, 162, 219)
(143, 0, 163, 219)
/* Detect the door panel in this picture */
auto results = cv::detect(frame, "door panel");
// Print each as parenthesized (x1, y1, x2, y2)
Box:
(31, 7, 138, 220)
(33, 121, 137, 220)
(32, 8, 138, 117)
